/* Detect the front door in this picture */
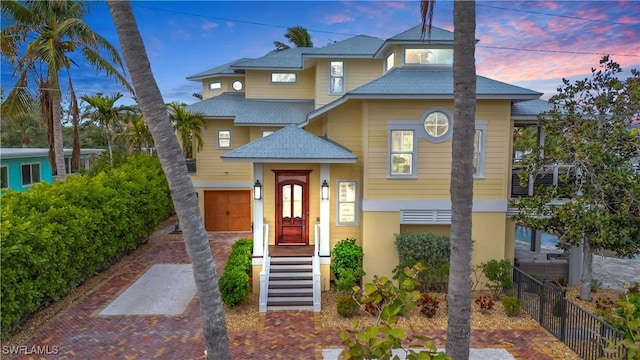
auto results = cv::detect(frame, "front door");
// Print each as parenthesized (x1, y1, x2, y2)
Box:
(275, 170, 310, 245)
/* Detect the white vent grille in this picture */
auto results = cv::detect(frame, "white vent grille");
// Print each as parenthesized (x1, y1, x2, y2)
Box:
(401, 209, 451, 224)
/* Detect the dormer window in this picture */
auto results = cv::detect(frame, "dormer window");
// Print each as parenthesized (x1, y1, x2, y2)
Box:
(404, 48, 453, 65)
(329, 61, 344, 95)
(385, 53, 395, 72)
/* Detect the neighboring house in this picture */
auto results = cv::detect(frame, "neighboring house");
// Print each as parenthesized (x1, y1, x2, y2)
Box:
(185, 25, 545, 311)
(0, 148, 101, 192)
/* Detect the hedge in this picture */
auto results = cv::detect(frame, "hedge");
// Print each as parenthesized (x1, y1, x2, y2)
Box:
(0, 154, 172, 338)
(219, 238, 253, 307)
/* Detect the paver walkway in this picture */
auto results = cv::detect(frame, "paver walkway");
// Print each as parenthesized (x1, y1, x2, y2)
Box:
(6, 227, 566, 360)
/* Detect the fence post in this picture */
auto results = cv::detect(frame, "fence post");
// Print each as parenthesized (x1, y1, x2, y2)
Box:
(539, 284, 546, 325)
(559, 291, 567, 342)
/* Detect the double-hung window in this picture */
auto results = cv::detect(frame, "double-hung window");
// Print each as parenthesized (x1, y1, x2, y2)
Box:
(473, 121, 488, 177)
(390, 130, 415, 177)
(218, 130, 231, 148)
(21, 163, 41, 186)
(329, 61, 344, 95)
(337, 180, 358, 225)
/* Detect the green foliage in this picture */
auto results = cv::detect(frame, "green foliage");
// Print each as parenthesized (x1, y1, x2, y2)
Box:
(394, 232, 450, 269)
(417, 293, 440, 318)
(0, 154, 171, 338)
(480, 259, 514, 299)
(337, 295, 359, 318)
(501, 296, 522, 317)
(394, 263, 449, 293)
(331, 238, 364, 287)
(339, 264, 450, 360)
(219, 238, 253, 308)
(599, 293, 640, 359)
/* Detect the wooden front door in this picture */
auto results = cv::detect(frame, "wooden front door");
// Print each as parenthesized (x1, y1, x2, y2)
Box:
(275, 170, 310, 245)
(203, 190, 251, 231)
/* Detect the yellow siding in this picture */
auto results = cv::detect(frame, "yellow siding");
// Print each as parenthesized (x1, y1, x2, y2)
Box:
(245, 69, 314, 99)
(472, 213, 508, 264)
(315, 59, 384, 108)
(201, 77, 245, 99)
(362, 212, 400, 283)
(249, 126, 281, 142)
(190, 119, 251, 182)
(303, 119, 324, 136)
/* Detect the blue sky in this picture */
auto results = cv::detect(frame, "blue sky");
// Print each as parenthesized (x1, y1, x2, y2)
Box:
(2, 1, 639, 106)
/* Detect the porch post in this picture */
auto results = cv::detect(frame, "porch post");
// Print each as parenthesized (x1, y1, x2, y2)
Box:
(320, 164, 330, 257)
(253, 163, 264, 258)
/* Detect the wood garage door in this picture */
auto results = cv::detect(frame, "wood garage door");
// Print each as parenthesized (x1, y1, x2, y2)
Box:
(204, 190, 251, 231)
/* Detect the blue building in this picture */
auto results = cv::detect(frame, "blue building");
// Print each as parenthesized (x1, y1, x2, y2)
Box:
(0, 148, 102, 192)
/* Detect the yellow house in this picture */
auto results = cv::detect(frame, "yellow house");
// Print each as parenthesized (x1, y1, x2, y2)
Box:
(185, 25, 544, 311)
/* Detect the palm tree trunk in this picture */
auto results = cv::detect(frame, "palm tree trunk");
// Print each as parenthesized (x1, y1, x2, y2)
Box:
(446, 1, 476, 359)
(52, 84, 67, 180)
(108, 2, 231, 359)
(69, 77, 80, 173)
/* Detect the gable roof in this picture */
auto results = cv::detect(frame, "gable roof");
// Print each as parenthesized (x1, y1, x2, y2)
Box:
(307, 35, 383, 57)
(185, 58, 249, 81)
(230, 47, 310, 70)
(374, 25, 458, 58)
(511, 99, 553, 121)
(221, 125, 357, 163)
(185, 92, 314, 125)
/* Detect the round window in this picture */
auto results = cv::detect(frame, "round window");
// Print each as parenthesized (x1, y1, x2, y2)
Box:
(424, 111, 451, 139)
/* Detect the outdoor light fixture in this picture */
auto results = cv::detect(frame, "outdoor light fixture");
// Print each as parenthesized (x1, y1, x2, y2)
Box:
(253, 180, 262, 200)
(321, 180, 329, 200)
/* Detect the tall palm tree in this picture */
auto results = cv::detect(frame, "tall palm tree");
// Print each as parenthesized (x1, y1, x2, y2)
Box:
(1, 0, 132, 180)
(168, 102, 207, 159)
(421, 1, 477, 359)
(273, 25, 313, 51)
(80, 92, 129, 164)
(116, 110, 154, 153)
(0, 93, 44, 147)
(108, 2, 231, 359)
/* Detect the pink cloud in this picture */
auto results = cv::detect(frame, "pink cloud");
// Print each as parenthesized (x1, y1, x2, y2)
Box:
(382, 1, 406, 10)
(324, 13, 355, 25)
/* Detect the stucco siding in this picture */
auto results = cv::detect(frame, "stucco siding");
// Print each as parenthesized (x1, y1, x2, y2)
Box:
(362, 212, 400, 283)
(245, 69, 315, 100)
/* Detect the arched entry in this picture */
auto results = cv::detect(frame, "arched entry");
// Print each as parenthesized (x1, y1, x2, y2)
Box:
(274, 170, 311, 245)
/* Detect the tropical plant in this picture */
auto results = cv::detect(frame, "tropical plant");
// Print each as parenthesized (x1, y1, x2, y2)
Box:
(115, 110, 154, 153)
(0, 94, 46, 147)
(501, 296, 522, 317)
(273, 25, 313, 51)
(511, 58, 640, 300)
(108, 2, 231, 358)
(331, 238, 365, 288)
(167, 101, 207, 158)
(481, 259, 514, 299)
(2, 0, 132, 179)
(81, 92, 130, 163)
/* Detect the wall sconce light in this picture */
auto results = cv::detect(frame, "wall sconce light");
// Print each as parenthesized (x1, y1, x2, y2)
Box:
(321, 180, 329, 200)
(253, 180, 262, 200)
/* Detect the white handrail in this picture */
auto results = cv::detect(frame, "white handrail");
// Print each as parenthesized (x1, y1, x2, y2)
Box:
(312, 224, 321, 312)
(259, 223, 269, 312)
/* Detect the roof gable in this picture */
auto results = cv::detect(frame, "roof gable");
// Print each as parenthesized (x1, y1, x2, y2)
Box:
(186, 58, 250, 80)
(307, 35, 383, 57)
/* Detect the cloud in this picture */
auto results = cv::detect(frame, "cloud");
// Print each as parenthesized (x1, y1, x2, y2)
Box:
(171, 28, 191, 41)
(324, 13, 355, 25)
(202, 21, 218, 31)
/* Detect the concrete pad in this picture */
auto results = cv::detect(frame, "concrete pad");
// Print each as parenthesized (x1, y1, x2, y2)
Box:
(322, 348, 515, 360)
(99, 264, 196, 316)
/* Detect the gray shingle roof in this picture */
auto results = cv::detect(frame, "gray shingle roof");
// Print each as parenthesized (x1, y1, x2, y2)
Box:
(186, 58, 250, 80)
(308, 35, 383, 57)
(388, 25, 455, 42)
(221, 125, 357, 163)
(230, 47, 310, 69)
(511, 99, 552, 119)
(348, 68, 542, 99)
(185, 92, 314, 125)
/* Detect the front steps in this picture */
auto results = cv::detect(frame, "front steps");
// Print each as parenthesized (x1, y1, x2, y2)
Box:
(267, 256, 314, 311)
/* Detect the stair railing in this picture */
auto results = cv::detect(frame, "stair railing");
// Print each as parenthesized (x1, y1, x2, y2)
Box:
(259, 223, 270, 312)
(313, 223, 321, 311)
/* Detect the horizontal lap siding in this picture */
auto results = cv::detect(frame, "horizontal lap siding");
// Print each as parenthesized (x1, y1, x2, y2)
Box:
(245, 69, 314, 100)
(201, 77, 245, 99)
(316, 59, 383, 108)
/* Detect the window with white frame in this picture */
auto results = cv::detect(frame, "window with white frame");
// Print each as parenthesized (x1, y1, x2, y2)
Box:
(1, 166, 8, 189)
(404, 48, 453, 65)
(21, 163, 40, 186)
(271, 73, 297, 83)
(385, 53, 395, 72)
(329, 61, 344, 95)
(389, 130, 415, 177)
(218, 130, 231, 148)
(337, 180, 358, 225)
(473, 121, 488, 177)
(262, 130, 274, 137)
(208, 81, 221, 90)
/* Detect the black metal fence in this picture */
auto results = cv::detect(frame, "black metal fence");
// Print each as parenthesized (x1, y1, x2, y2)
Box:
(512, 266, 627, 360)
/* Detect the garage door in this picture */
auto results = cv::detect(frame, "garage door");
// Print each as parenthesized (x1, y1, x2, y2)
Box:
(204, 190, 251, 231)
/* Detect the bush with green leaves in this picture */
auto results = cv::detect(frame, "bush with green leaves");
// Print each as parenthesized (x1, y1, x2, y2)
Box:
(218, 238, 253, 307)
(501, 296, 522, 317)
(1, 154, 172, 339)
(394, 232, 450, 269)
(337, 295, 359, 318)
(480, 259, 514, 299)
(331, 238, 364, 289)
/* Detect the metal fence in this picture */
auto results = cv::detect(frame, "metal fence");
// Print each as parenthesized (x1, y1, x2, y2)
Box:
(512, 266, 627, 360)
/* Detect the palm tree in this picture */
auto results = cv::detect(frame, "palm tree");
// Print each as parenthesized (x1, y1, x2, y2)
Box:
(1, 0, 132, 180)
(0, 93, 45, 147)
(421, 1, 477, 359)
(108, 2, 231, 359)
(273, 25, 313, 51)
(168, 102, 207, 159)
(80, 92, 130, 164)
(116, 110, 154, 153)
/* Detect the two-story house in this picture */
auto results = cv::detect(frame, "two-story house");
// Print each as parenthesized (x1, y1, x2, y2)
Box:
(185, 25, 544, 311)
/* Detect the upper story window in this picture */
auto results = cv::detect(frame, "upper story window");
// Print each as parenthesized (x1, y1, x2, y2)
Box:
(208, 81, 221, 90)
(423, 109, 453, 142)
(21, 163, 40, 186)
(271, 73, 297, 83)
(405, 48, 453, 65)
(474, 121, 488, 178)
(385, 52, 395, 73)
(218, 130, 231, 148)
(329, 61, 344, 95)
(262, 130, 274, 137)
(389, 130, 415, 177)
(1, 166, 8, 189)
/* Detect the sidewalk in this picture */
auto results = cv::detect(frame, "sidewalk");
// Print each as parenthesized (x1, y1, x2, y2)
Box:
(6, 226, 568, 360)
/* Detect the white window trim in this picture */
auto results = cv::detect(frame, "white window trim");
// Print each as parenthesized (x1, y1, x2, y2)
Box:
(329, 60, 344, 95)
(21, 162, 41, 186)
(403, 47, 454, 66)
(208, 81, 221, 91)
(271, 72, 297, 83)
(388, 127, 417, 178)
(336, 180, 359, 226)
(1, 165, 8, 189)
(422, 107, 454, 143)
(262, 130, 274, 137)
(217, 129, 232, 149)
(474, 121, 488, 179)
(384, 52, 395, 73)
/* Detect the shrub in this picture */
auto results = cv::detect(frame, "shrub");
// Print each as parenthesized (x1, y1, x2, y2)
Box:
(394, 232, 450, 269)
(331, 238, 364, 286)
(335, 268, 363, 292)
(336, 295, 359, 318)
(481, 259, 513, 299)
(501, 296, 522, 317)
(219, 269, 250, 307)
(418, 293, 440, 318)
(474, 295, 495, 314)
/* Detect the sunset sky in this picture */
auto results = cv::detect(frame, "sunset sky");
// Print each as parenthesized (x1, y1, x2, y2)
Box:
(2, 1, 639, 105)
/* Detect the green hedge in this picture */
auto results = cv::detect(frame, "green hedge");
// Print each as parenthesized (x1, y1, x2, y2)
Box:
(219, 238, 253, 307)
(0, 154, 172, 338)
(394, 232, 450, 269)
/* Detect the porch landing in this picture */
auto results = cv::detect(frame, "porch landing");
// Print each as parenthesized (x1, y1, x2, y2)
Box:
(269, 245, 314, 257)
